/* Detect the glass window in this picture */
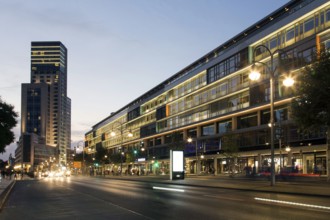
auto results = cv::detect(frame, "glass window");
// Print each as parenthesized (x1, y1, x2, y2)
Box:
(228, 96, 239, 107)
(269, 37, 277, 50)
(230, 76, 239, 89)
(219, 63, 225, 77)
(218, 120, 232, 134)
(211, 87, 217, 98)
(326, 9, 330, 22)
(155, 138, 161, 145)
(325, 40, 330, 50)
(220, 83, 228, 95)
(286, 28, 295, 42)
(275, 108, 288, 122)
(194, 95, 200, 105)
(188, 128, 197, 138)
(202, 124, 215, 136)
(238, 114, 258, 129)
(320, 12, 325, 24)
(201, 91, 208, 103)
(304, 18, 314, 32)
(254, 45, 264, 57)
(261, 110, 270, 125)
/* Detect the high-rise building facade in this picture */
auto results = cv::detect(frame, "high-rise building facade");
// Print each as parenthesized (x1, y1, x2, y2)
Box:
(85, 0, 330, 177)
(17, 41, 71, 170)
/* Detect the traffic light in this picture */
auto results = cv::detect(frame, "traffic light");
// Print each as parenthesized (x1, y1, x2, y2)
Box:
(133, 150, 137, 154)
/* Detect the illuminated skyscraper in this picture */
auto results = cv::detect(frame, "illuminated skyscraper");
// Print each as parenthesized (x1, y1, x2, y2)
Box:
(18, 42, 71, 169)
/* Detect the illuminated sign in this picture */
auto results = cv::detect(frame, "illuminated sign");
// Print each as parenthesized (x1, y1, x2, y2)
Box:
(172, 151, 184, 172)
(73, 161, 81, 168)
(170, 150, 184, 180)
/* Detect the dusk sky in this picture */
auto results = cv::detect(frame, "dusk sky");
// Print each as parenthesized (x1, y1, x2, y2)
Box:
(0, 0, 289, 160)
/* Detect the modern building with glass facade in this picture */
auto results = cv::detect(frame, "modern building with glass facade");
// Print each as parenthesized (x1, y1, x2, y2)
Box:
(16, 41, 71, 171)
(85, 0, 330, 177)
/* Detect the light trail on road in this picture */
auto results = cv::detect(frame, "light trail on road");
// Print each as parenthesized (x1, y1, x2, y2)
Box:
(255, 197, 330, 211)
(152, 186, 185, 192)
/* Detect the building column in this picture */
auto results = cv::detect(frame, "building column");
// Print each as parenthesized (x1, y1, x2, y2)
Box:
(257, 110, 261, 126)
(232, 117, 237, 131)
(183, 129, 188, 141)
(196, 126, 201, 138)
(257, 154, 262, 173)
(197, 159, 201, 175)
(160, 136, 165, 145)
(214, 158, 218, 176)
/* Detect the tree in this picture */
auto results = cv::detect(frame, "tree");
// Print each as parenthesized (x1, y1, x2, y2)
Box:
(168, 131, 185, 151)
(0, 97, 18, 153)
(221, 134, 240, 176)
(290, 49, 330, 179)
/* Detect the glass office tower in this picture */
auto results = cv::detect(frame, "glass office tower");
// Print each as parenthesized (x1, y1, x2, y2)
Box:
(19, 42, 71, 169)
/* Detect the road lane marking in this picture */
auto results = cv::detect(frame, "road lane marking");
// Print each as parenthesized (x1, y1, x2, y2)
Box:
(152, 186, 185, 192)
(255, 197, 330, 210)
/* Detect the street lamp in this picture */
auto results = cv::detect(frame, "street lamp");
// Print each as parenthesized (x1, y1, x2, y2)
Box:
(110, 121, 133, 175)
(187, 137, 199, 175)
(250, 45, 294, 186)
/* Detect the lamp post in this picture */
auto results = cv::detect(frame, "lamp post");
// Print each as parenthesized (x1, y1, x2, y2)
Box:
(110, 121, 133, 175)
(250, 45, 294, 186)
(187, 137, 199, 175)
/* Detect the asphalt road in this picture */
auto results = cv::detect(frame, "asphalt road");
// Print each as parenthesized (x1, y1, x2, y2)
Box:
(1, 176, 330, 220)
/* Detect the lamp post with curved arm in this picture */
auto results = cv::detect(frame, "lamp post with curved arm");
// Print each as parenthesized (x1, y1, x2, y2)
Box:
(250, 45, 294, 186)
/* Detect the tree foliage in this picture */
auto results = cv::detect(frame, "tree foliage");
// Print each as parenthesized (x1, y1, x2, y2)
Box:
(221, 134, 240, 159)
(0, 97, 18, 153)
(291, 49, 330, 132)
(221, 134, 240, 175)
(168, 131, 185, 151)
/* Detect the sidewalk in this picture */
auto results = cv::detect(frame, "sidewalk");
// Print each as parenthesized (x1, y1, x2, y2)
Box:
(0, 178, 15, 211)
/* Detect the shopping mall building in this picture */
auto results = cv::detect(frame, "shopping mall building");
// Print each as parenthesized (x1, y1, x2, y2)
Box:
(85, 0, 330, 177)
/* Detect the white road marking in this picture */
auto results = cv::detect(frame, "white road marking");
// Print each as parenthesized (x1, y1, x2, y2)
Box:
(255, 197, 330, 210)
(152, 186, 185, 192)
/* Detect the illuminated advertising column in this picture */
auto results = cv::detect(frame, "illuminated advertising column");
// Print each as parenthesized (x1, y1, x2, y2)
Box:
(170, 150, 184, 180)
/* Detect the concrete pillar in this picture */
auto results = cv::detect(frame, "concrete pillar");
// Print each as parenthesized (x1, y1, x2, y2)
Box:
(214, 158, 218, 176)
(183, 129, 188, 141)
(257, 154, 262, 173)
(196, 160, 201, 175)
(232, 117, 237, 131)
(196, 126, 201, 138)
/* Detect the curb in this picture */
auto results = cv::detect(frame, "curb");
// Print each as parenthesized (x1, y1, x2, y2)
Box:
(0, 180, 16, 212)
